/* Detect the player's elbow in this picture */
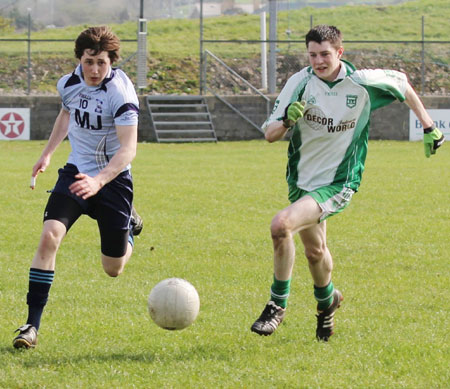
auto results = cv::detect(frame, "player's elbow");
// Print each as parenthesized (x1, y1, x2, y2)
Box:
(265, 131, 279, 143)
(124, 145, 137, 163)
(129, 147, 137, 161)
(264, 122, 286, 143)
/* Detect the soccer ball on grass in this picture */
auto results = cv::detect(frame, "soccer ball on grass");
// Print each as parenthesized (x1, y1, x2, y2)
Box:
(148, 278, 200, 330)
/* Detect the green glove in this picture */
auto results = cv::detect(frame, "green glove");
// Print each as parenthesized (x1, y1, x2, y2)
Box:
(282, 101, 305, 128)
(423, 126, 445, 158)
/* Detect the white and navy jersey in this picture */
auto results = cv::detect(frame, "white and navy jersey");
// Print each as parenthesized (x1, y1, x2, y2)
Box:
(262, 60, 408, 192)
(57, 65, 139, 177)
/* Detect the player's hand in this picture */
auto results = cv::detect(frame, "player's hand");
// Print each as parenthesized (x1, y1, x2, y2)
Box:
(282, 101, 306, 129)
(423, 126, 444, 158)
(69, 173, 102, 199)
(30, 154, 51, 189)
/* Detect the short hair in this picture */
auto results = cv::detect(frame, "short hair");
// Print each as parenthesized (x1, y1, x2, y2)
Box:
(305, 25, 342, 49)
(74, 26, 121, 63)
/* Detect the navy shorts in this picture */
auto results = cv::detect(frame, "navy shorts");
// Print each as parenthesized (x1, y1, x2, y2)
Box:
(44, 163, 134, 257)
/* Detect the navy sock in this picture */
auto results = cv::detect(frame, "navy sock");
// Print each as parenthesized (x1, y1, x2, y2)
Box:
(26, 268, 54, 330)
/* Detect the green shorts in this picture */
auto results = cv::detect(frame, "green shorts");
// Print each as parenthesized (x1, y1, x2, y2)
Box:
(288, 184, 355, 221)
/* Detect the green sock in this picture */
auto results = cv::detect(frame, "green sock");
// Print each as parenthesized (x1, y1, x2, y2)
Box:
(270, 275, 291, 308)
(314, 281, 334, 310)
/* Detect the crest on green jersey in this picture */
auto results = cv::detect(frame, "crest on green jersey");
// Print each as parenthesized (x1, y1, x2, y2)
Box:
(272, 99, 280, 114)
(346, 95, 358, 108)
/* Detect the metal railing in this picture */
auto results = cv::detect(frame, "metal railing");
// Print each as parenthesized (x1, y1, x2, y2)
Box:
(200, 39, 450, 97)
(202, 49, 270, 134)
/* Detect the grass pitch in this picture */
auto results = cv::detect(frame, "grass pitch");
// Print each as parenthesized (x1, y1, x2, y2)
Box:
(0, 140, 448, 388)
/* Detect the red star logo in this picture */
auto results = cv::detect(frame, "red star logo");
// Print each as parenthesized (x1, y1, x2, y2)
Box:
(0, 112, 25, 139)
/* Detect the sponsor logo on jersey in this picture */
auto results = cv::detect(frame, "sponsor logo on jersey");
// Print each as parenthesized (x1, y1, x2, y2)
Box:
(304, 108, 333, 131)
(346, 95, 358, 108)
(327, 119, 356, 133)
(74, 109, 103, 130)
(95, 99, 103, 114)
(304, 107, 329, 131)
(304, 107, 356, 133)
(307, 96, 316, 104)
(79, 93, 92, 100)
(120, 111, 137, 121)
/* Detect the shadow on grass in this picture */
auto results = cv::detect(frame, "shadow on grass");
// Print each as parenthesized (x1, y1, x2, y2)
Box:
(2, 343, 232, 366)
(1, 346, 21, 356)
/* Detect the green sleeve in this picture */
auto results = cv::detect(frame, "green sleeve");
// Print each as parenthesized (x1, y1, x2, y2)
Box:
(351, 69, 407, 112)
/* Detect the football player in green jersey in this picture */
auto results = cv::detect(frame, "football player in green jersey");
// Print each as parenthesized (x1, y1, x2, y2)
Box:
(251, 25, 444, 341)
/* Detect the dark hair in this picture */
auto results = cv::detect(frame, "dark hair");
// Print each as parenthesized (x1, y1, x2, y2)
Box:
(305, 25, 342, 49)
(74, 26, 120, 63)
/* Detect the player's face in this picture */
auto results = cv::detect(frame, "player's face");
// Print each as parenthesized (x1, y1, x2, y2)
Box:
(80, 50, 111, 86)
(307, 41, 344, 82)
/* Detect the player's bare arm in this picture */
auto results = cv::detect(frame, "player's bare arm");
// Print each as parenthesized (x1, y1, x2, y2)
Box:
(69, 124, 137, 199)
(265, 100, 306, 143)
(265, 121, 290, 143)
(403, 83, 444, 157)
(31, 109, 70, 186)
(403, 83, 434, 128)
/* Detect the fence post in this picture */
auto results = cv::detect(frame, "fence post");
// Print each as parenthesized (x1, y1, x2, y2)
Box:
(202, 51, 207, 94)
(199, 0, 204, 95)
(137, 18, 148, 92)
(268, 0, 277, 94)
(421, 15, 425, 94)
(27, 8, 31, 95)
(260, 12, 267, 91)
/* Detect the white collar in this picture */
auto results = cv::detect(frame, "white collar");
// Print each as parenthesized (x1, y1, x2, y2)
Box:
(332, 62, 347, 81)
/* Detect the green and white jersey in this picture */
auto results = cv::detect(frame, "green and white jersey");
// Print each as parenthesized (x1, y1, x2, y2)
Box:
(262, 60, 407, 193)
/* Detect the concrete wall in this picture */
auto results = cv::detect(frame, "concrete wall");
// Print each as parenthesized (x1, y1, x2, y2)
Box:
(208, 95, 450, 141)
(0, 95, 448, 141)
(0, 96, 155, 142)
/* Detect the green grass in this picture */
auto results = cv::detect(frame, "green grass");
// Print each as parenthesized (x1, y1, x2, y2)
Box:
(0, 140, 449, 388)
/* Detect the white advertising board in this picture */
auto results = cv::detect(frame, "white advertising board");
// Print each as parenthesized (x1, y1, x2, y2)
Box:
(0, 108, 31, 140)
(409, 109, 450, 141)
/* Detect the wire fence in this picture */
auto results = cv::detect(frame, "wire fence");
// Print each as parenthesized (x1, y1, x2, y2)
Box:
(0, 38, 139, 94)
(1, 36, 448, 97)
(201, 40, 450, 97)
(199, 7, 449, 97)
(1, 0, 449, 96)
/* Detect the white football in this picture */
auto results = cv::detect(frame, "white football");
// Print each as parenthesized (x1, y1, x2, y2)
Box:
(148, 278, 200, 330)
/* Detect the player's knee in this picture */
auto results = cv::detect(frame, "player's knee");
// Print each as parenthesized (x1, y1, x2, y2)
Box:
(270, 213, 291, 240)
(40, 227, 64, 252)
(104, 268, 122, 277)
(101, 255, 126, 277)
(102, 263, 123, 277)
(304, 244, 327, 264)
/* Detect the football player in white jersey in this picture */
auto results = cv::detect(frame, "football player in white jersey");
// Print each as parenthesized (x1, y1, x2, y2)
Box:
(251, 25, 444, 340)
(14, 26, 143, 349)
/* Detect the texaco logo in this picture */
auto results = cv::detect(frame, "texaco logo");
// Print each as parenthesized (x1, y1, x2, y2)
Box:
(0, 112, 25, 139)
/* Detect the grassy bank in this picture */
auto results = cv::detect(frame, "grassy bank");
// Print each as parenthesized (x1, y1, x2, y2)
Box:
(0, 0, 448, 94)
